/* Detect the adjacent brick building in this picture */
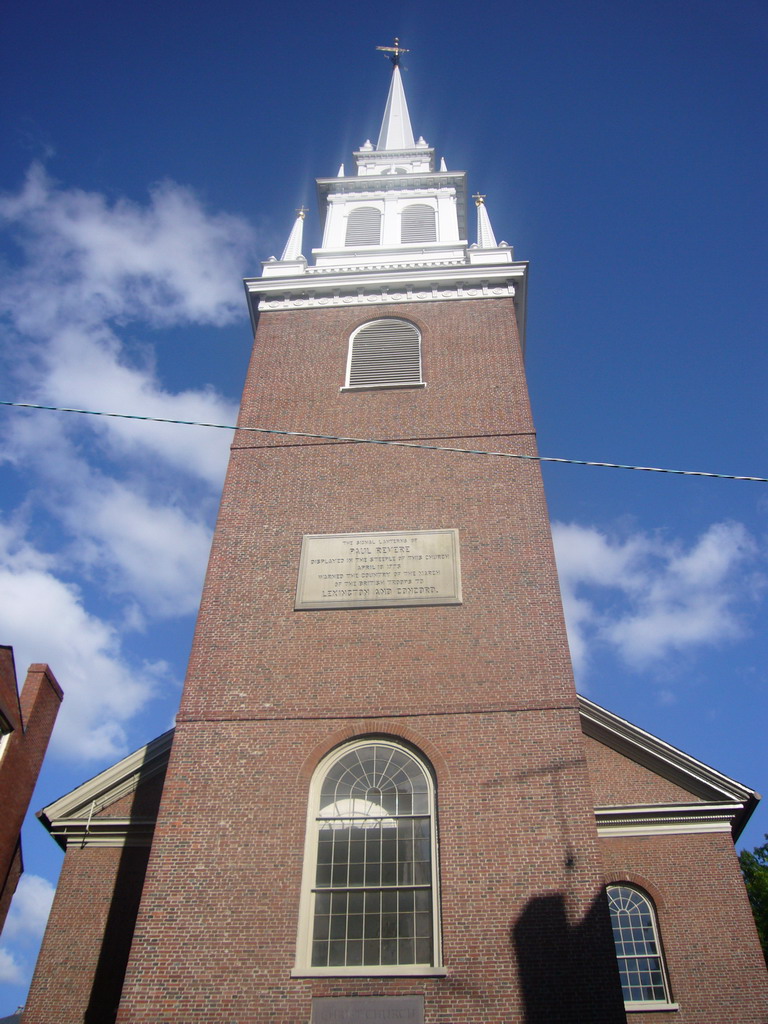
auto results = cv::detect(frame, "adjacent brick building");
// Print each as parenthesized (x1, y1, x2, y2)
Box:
(0, 647, 63, 933)
(22, 54, 767, 1023)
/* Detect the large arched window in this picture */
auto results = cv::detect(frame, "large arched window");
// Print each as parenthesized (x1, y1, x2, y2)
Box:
(345, 206, 382, 246)
(401, 203, 436, 243)
(607, 885, 673, 1007)
(344, 318, 423, 389)
(295, 739, 440, 974)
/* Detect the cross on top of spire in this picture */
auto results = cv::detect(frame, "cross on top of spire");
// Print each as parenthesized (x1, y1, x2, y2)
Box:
(376, 37, 409, 67)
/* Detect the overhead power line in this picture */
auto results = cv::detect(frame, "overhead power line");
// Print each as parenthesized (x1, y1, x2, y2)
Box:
(1, 399, 765, 483)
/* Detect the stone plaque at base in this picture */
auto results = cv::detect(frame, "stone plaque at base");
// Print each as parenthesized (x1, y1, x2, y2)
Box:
(311, 996, 424, 1024)
(295, 529, 462, 610)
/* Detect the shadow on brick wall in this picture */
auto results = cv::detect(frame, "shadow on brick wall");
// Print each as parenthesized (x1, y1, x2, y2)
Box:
(83, 844, 151, 1024)
(513, 890, 625, 1023)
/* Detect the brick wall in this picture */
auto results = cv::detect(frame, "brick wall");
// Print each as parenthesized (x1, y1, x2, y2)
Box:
(600, 831, 768, 1022)
(115, 299, 627, 1022)
(583, 734, 703, 806)
(23, 846, 152, 1024)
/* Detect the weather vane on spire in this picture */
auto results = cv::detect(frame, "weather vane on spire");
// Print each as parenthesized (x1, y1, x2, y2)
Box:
(376, 37, 409, 67)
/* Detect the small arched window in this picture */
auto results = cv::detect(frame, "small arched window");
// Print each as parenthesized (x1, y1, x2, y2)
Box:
(345, 206, 382, 246)
(345, 319, 423, 389)
(607, 885, 673, 1007)
(401, 203, 436, 244)
(295, 739, 440, 974)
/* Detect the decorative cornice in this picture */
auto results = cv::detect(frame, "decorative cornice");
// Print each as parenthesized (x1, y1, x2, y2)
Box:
(307, 258, 467, 275)
(41, 817, 157, 849)
(595, 801, 744, 837)
(256, 280, 516, 312)
(243, 261, 529, 353)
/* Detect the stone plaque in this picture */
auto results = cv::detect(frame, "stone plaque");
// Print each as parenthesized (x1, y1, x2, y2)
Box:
(311, 996, 424, 1024)
(295, 529, 461, 610)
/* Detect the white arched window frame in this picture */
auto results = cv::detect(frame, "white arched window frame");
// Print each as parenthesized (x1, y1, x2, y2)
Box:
(293, 738, 443, 977)
(343, 318, 424, 391)
(345, 206, 382, 246)
(607, 885, 675, 1010)
(400, 203, 437, 244)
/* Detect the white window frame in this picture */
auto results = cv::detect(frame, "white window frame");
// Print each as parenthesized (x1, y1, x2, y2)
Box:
(607, 884, 678, 1012)
(342, 318, 425, 392)
(292, 738, 444, 977)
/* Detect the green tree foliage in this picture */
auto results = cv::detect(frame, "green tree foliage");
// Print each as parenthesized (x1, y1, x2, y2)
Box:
(739, 834, 768, 966)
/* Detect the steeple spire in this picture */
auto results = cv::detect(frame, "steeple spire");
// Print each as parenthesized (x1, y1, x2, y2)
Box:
(376, 45, 415, 150)
(474, 193, 498, 248)
(280, 207, 307, 260)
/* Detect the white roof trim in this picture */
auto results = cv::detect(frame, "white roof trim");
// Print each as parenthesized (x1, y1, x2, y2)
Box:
(38, 729, 173, 848)
(579, 695, 759, 838)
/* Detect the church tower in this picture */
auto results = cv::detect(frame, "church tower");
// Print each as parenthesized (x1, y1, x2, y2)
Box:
(111, 48, 628, 1023)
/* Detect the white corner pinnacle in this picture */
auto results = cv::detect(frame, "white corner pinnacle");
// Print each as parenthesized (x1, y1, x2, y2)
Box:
(281, 208, 307, 260)
(474, 194, 498, 248)
(377, 65, 416, 150)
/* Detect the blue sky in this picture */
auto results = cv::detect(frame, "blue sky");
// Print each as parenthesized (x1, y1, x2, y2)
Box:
(1, 0, 766, 1009)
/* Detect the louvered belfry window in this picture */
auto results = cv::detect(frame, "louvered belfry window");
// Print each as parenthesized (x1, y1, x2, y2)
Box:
(401, 204, 437, 244)
(346, 319, 422, 388)
(345, 206, 382, 246)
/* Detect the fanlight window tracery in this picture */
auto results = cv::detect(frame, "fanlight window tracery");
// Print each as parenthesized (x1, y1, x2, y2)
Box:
(303, 740, 438, 970)
(607, 885, 672, 1006)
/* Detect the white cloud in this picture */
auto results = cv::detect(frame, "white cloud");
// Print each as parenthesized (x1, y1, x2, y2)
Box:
(40, 323, 237, 488)
(552, 520, 759, 678)
(0, 167, 258, 762)
(0, 524, 167, 760)
(0, 165, 245, 488)
(0, 948, 23, 985)
(66, 480, 213, 617)
(2, 876, 55, 943)
(0, 163, 254, 332)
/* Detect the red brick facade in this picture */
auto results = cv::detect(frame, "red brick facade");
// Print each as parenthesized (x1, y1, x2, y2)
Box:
(585, 732, 768, 1022)
(22, 846, 152, 1024)
(600, 832, 767, 1023)
(0, 647, 62, 932)
(103, 297, 628, 1023)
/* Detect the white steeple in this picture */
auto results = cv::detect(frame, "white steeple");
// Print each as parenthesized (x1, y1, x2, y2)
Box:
(377, 65, 415, 150)
(281, 208, 306, 260)
(474, 194, 497, 248)
(249, 40, 522, 344)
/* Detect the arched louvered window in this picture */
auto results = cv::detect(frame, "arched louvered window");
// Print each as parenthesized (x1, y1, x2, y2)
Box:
(401, 203, 437, 244)
(345, 206, 382, 246)
(345, 319, 423, 389)
(295, 739, 440, 974)
(607, 885, 673, 1007)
